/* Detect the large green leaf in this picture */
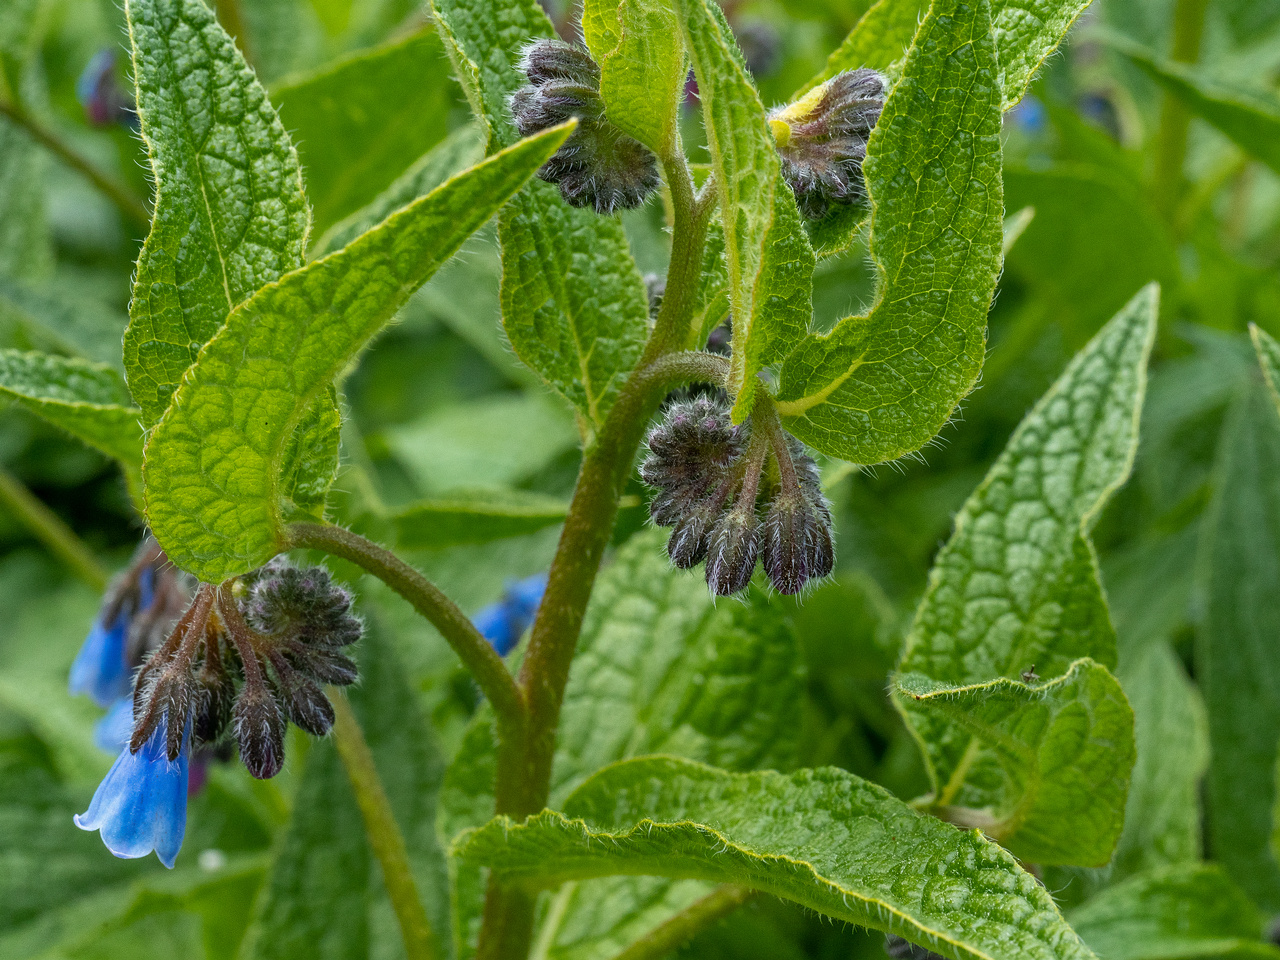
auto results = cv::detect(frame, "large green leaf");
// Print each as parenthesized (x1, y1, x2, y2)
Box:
(1067, 865, 1280, 960)
(431, 0, 652, 434)
(677, 0, 814, 421)
(0, 350, 142, 467)
(438, 527, 802, 959)
(895, 658, 1134, 866)
(243, 619, 449, 960)
(1196, 375, 1280, 910)
(460, 756, 1097, 960)
(142, 125, 571, 582)
(773, 0, 1003, 464)
(895, 286, 1157, 863)
(271, 28, 459, 235)
(582, 0, 684, 156)
(802, 0, 929, 94)
(123, 0, 311, 424)
(1113, 37, 1280, 176)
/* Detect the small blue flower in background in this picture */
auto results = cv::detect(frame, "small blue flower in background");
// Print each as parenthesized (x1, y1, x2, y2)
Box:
(76, 49, 139, 130)
(75, 714, 189, 868)
(473, 573, 548, 656)
(69, 565, 154, 708)
(1006, 94, 1046, 134)
(94, 696, 134, 753)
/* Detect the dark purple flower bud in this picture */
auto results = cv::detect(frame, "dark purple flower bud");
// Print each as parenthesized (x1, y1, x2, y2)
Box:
(706, 506, 761, 596)
(192, 665, 236, 747)
(769, 68, 886, 219)
(292, 646, 360, 686)
(641, 395, 746, 526)
(667, 500, 716, 569)
(247, 559, 362, 653)
(510, 38, 660, 214)
(276, 672, 335, 737)
(131, 665, 195, 762)
(762, 494, 811, 595)
(234, 683, 286, 780)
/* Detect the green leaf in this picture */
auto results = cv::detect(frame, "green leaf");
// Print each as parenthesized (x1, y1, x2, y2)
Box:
(801, 0, 928, 94)
(0, 349, 142, 467)
(773, 0, 1003, 463)
(1252, 325, 1280, 411)
(1112, 38, 1280, 176)
(142, 124, 572, 582)
(243, 620, 449, 960)
(677, 0, 814, 421)
(271, 27, 460, 235)
(1109, 642, 1208, 884)
(1002, 166, 1177, 350)
(0, 275, 128, 368)
(438, 527, 802, 959)
(895, 658, 1134, 866)
(391, 488, 569, 549)
(582, 0, 684, 156)
(431, 0, 653, 433)
(1068, 865, 1280, 960)
(803, 0, 1085, 107)
(460, 756, 1098, 960)
(123, 0, 312, 425)
(895, 285, 1158, 862)
(1196, 376, 1280, 910)
(313, 122, 486, 258)
(0, 120, 52, 283)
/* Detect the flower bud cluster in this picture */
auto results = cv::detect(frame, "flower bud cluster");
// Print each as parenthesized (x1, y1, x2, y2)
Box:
(131, 558, 363, 779)
(641, 394, 835, 596)
(769, 68, 886, 219)
(510, 39, 660, 214)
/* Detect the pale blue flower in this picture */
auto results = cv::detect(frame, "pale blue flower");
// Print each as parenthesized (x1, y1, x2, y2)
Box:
(93, 696, 134, 754)
(473, 572, 548, 656)
(75, 714, 189, 868)
(69, 567, 154, 708)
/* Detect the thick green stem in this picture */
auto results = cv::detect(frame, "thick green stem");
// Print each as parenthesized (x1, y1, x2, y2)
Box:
(285, 522, 526, 737)
(0, 101, 151, 229)
(478, 350, 731, 960)
(1151, 0, 1210, 223)
(608, 886, 755, 960)
(331, 691, 438, 960)
(0, 467, 107, 590)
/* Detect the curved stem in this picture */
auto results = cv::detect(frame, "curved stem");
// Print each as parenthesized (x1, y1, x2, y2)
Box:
(0, 100, 151, 228)
(608, 886, 755, 960)
(331, 691, 438, 960)
(285, 522, 526, 737)
(0, 467, 107, 590)
(1151, 0, 1210, 225)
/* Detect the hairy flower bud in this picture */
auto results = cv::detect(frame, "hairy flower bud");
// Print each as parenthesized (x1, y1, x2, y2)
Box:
(234, 682, 286, 780)
(247, 560, 361, 651)
(277, 672, 336, 737)
(762, 491, 836, 594)
(132, 664, 195, 761)
(510, 39, 660, 214)
(706, 506, 761, 596)
(769, 68, 886, 219)
(642, 396, 745, 513)
(667, 500, 717, 569)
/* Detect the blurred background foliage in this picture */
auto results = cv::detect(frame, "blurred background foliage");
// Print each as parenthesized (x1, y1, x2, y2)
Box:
(2, 0, 1280, 956)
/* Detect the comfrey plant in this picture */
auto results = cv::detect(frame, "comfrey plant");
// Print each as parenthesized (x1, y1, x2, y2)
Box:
(9, 0, 1264, 957)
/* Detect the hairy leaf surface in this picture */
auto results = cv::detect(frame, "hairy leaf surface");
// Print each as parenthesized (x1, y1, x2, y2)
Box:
(143, 125, 570, 581)
(0, 350, 142, 467)
(460, 756, 1097, 960)
(895, 286, 1157, 864)
(773, 0, 1002, 463)
(432, 0, 651, 433)
(677, 0, 814, 421)
(123, 0, 311, 424)
(896, 658, 1135, 866)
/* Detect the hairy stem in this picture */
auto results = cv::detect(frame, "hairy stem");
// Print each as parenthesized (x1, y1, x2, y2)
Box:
(0, 100, 151, 228)
(609, 886, 755, 960)
(0, 467, 107, 590)
(331, 691, 438, 960)
(478, 351, 731, 960)
(285, 522, 526, 737)
(1151, 0, 1210, 223)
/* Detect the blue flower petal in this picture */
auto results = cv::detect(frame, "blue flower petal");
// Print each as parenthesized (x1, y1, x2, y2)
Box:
(75, 718, 188, 868)
(506, 573, 548, 624)
(473, 602, 519, 656)
(94, 696, 135, 754)
(69, 614, 131, 708)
